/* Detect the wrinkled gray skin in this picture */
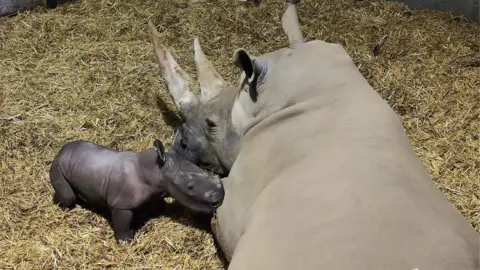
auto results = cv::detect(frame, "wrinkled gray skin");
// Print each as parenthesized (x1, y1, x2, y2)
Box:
(50, 139, 224, 242)
(149, 21, 240, 177)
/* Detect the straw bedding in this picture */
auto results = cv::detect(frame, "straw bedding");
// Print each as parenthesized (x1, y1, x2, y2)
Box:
(0, 0, 479, 268)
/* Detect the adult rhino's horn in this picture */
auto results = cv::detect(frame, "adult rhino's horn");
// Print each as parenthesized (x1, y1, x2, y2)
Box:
(194, 37, 226, 102)
(149, 21, 198, 112)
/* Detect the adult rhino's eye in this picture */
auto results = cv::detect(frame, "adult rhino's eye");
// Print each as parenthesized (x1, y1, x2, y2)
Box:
(205, 118, 217, 129)
(187, 182, 195, 191)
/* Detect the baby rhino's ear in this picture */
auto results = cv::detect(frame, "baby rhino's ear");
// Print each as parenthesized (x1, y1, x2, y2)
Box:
(154, 139, 166, 166)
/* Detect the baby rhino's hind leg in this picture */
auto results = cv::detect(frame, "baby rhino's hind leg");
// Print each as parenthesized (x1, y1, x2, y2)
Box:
(50, 162, 76, 210)
(111, 208, 134, 242)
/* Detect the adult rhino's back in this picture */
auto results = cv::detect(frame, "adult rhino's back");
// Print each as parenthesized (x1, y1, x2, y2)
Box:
(216, 40, 479, 269)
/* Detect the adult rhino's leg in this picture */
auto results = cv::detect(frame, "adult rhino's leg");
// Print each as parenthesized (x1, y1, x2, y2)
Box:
(111, 208, 134, 242)
(282, 0, 304, 48)
(210, 176, 239, 262)
(50, 161, 76, 210)
(211, 214, 235, 262)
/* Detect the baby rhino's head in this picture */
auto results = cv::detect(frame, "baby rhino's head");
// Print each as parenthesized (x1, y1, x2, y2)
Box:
(154, 139, 224, 214)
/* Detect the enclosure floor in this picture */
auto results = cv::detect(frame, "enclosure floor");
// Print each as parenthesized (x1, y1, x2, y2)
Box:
(1, 0, 479, 269)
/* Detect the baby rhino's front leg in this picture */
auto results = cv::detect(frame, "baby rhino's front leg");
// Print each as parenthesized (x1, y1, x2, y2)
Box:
(111, 208, 134, 242)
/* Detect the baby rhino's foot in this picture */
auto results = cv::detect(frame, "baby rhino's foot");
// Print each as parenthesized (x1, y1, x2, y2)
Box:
(116, 233, 134, 245)
(115, 229, 134, 244)
(53, 192, 75, 210)
(112, 208, 134, 243)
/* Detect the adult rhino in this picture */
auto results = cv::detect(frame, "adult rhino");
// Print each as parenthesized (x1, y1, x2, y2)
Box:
(149, 2, 480, 269)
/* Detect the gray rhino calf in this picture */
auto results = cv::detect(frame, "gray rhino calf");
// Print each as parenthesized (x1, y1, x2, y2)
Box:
(49, 139, 224, 242)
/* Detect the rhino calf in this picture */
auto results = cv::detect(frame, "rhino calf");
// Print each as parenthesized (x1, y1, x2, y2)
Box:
(49, 139, 224, 242)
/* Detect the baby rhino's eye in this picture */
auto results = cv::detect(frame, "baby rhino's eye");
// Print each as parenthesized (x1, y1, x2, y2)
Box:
(187, 182, 195, 191)
(180, 138, 187, 149)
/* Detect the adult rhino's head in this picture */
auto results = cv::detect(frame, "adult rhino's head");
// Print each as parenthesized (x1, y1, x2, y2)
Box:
(149, 21, 240, 177)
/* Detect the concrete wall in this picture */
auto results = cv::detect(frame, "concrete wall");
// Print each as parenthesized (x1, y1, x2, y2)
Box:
(0, 0, 46, 16)
(395, 0, 480, 23)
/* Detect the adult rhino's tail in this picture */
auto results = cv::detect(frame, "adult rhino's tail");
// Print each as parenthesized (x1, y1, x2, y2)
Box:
(282, 0, 304, 48)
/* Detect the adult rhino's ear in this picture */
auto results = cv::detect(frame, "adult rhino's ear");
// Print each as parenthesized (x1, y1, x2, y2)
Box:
(154, 139, 166, 166)
(234, 48, 255, 80)
(233, 48, 261, 102)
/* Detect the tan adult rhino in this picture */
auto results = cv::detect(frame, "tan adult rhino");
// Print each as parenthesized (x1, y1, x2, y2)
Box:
(149, 1, 479, 269)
